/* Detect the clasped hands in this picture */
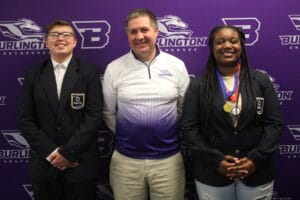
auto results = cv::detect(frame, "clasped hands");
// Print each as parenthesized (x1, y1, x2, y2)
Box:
(217, 155, 256, 180)
(49, 149, 79, 171)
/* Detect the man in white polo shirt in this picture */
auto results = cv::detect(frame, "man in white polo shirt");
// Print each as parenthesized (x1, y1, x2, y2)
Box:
(103, 8, 190, 200)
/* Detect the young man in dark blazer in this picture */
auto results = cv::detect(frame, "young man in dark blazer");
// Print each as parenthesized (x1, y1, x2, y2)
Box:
(18, 19, 102, 200)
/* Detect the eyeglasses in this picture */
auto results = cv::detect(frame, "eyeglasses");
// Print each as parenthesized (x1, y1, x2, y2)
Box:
(47, 32, 74, 40)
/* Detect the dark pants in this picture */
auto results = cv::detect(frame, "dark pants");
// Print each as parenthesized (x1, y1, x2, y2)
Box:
(32, 175, 97, 200)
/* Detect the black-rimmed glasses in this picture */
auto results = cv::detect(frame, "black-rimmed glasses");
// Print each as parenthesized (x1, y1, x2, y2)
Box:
(47, 32, 74, 40)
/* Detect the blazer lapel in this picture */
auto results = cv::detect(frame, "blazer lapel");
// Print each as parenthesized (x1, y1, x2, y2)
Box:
(57, 57, 79, 120)
(40, 60, 59, 116)
(236, 80, 249, 128)
(215, 84, 234, 126)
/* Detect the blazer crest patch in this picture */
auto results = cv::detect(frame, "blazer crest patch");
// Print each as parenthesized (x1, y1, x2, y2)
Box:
(71, 93, 85, 109)
(256, 97, 264, 115)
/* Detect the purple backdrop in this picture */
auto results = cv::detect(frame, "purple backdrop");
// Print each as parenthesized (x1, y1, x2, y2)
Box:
(0, 0, 299, 199)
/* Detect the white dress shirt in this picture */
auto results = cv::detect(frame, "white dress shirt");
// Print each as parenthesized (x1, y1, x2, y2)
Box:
(52, 57, 71, 99)
(46, 57, 71, 161)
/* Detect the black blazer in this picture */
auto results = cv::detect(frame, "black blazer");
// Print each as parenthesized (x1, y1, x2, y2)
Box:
(18, 57, 103, 182)
(182, 69, 283, 186)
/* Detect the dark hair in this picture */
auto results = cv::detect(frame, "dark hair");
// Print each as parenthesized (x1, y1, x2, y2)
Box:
(45, 19, 75, 38)
(125, 8, 158, 31)
(200, 25, 256, 130)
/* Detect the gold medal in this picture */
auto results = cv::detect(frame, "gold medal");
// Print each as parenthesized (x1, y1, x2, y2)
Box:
(223, 102, 233, 113)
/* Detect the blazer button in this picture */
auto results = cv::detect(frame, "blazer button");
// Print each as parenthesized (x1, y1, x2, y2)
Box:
(233, 131, 238, 135)
(235, 149, 240, 154)
(57, 126, 62, 131)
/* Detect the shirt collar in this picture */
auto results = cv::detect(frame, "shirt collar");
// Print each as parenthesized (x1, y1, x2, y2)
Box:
(51, 55, 72, 69)
(131, 45, 160, 62)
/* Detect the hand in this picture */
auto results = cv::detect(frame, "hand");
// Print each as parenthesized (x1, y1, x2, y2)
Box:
(217, 155, 238, 176)
(49, 150, 77, 171)
(227, 157, 256, 179)
(67, 162, 79, 169)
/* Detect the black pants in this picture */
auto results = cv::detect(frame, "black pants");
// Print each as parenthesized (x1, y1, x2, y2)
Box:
(32, 175, 97, 200)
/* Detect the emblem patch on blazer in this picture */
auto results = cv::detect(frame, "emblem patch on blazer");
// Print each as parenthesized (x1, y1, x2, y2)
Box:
(71, 93, 85, 109)
(256, 97, 264, 115)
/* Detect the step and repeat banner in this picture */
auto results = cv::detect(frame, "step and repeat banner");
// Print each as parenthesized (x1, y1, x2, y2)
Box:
(0, 0, 299, 199)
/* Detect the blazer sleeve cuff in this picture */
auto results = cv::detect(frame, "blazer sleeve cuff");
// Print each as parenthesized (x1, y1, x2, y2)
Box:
(247, 148, 272, 170)
(58, 147, 77, 163)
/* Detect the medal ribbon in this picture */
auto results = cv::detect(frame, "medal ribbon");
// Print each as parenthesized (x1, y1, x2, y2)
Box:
(216, 63, 240, 102)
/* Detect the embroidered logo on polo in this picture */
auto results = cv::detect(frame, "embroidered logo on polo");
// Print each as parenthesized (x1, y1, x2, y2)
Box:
(222, 17, 261, 46)
(158, 69, 173, 77)
(71, 93, 85, 109)
(279, 15, 300, 50)
(156, 15, 207, 52)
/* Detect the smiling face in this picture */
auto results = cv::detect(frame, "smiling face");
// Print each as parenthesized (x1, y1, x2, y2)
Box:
(126, 15, 159, 62)
(45, 25, 77, 63)
(213, 27, 242, 68)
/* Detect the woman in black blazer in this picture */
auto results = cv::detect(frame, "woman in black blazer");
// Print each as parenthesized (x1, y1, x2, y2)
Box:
(181, 25, 283, 200)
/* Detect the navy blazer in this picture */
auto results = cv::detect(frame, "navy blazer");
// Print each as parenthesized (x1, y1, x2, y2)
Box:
(182, 69, 283, 187)
(18, 57, 103, 182)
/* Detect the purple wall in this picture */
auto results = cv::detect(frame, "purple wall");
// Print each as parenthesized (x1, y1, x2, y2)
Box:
(0, 0, 299, 199)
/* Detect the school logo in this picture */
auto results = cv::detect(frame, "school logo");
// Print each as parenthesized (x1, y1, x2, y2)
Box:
(2, 130, 29, 149)
(158, 69, 173, 77)
(17, 77, 24, 86)
(23, 184, 35, 200)
(288, 125, 300, 141)
(158, 15, 193, 38)
(71, 93, 85, 109)
(256, 97, 264, 115)
(0, 96, 6, 105)
(222, 17, 261, 45)
(0, 130, 30, 164)
(0, 18, 46, 55)
(256, 69, 293, 105)
(157, 15, 207, 52)
(72, 20, 111, 49)
(279, 15, 300, 50)
(279, 125, 300, 159)
(0, 19, 111, 55)
(289, 15, 300, 30)
(189, 74, 196, 79)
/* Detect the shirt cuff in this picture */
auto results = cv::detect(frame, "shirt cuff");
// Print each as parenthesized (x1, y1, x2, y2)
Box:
(46, 148, 59, 162)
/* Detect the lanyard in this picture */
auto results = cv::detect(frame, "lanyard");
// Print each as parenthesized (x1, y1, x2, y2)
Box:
(216, 64, 240, 102)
